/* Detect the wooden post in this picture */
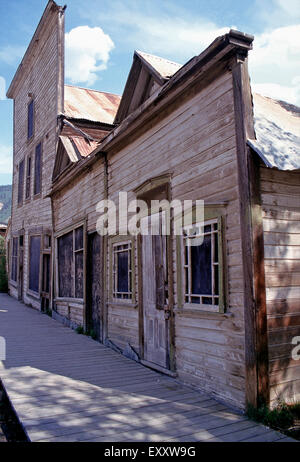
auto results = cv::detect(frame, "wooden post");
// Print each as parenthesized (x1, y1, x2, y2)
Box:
(232, 52, 270, 408)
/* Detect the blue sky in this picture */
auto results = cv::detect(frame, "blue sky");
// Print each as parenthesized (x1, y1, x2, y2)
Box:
(0, 0, 299, 185)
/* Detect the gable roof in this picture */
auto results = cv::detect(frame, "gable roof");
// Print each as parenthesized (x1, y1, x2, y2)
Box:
(114, 51, 182, 125)
(136, 51, 182, 80)
(248, 93, 300, 171)
(7, 1, 64, 99)
(64, 85, 121, 125)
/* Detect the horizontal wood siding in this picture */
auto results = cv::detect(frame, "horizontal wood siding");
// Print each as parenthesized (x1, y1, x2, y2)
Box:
(9, 11, 61, 309)
(261, 166, 300, 405)
(52, 70, 246, 408)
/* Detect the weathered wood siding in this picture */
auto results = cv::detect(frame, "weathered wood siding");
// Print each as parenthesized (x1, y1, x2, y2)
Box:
(52, 69, 247, 408)
(106, 70, 246, 408)
(261, 166, 300, 405)
(53, 162, 106, 325)
(9, 9, 62, 309)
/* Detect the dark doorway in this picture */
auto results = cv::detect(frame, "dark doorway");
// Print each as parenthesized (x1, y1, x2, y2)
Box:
(86, 232, 102, 341)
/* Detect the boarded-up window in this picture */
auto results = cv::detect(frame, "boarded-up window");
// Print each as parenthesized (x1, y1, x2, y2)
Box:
(34, 143, 42, 195)
(18, 159, 25, 205)
(183, 220, 221, 307)
(25, 156, 31, 199)
(112, 241, 132, 300)
(11, 238, 18, 282)
(29, 236, 41, 293)
(74, 227, 84, 298)
(28, 100, 34, 139)
(57, 226, 84, 299)
(58, 231, 73, 298)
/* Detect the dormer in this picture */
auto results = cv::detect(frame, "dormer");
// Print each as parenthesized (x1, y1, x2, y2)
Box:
(114, 51, 181, 125)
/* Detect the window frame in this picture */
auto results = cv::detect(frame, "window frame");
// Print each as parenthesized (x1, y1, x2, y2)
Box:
(34, 141, 42, 197)
(17, 158, 25, 206)
(54, 220, 86, 302)
(176, 206, 226, 314)
(27, 233, 42, 296)
(25, 155, 32, 200)
(27, 99, 35, 140)
(10, 237, 18, 284)
(109, 235, 136, 305)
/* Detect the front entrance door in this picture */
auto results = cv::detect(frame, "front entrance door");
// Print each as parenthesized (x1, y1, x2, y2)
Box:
(86, 232, 102, 341)
(142, 214, 170, 370)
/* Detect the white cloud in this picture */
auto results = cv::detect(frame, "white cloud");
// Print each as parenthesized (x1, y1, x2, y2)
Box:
(86, 3, 231, 61)
(65, 26, 115, 86)
(0, 144, 13, 174)
(256, 0, 300, 28)
(0, 76, 6, 100)
(0, 45, 26, 65)
(249, 25, 300, 105)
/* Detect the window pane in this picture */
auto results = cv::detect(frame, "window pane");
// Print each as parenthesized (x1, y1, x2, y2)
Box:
(58, 231, 73, 298)
(25, 157, 31, 199)
(75, 251, 84, 298)
(28, 100, 34, 139)
(11, 238, 18, 282)
(34, 143, 42, 195)
(75, 226, 83, 250)
(29, 236, 41, 293)
(191, 234, 212, 296)
(117, 250, 129, 293)
(18, 160, 24, 205)
(42, 254, 50, 293)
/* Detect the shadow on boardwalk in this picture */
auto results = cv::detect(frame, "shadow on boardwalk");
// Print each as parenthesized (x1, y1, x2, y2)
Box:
(0, 294, 295, 442)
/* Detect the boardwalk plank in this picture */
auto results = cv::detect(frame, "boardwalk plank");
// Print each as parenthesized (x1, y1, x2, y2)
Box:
(0, 294, 296, 443)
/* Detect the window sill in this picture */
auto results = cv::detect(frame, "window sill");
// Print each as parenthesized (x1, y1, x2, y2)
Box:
(54, 297, 84, 304)
(26, 290, 40, 300)
(108, 301, 138, 309)
(174, 305, 232, 317)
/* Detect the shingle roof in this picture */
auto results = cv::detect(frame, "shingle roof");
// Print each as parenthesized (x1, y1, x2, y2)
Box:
(248, 93, 300, 170)
(64, 85, 121, 125)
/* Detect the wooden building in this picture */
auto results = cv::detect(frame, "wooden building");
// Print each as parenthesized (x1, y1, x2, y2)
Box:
(7, 1, 300, 411)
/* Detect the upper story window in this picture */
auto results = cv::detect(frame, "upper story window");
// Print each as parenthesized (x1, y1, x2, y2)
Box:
(17, 159, 25, 206)
(34, 142, 42, 196)
(28, 99, 34, 140)
(25, 155, 31, 200)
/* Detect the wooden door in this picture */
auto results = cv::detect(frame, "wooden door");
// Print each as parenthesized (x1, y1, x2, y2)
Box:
(86, 232, 102, 341)
(142, 214, 170, 370)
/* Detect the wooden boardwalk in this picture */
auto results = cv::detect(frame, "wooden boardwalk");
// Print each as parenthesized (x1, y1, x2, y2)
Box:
(0, 294, 295, 442)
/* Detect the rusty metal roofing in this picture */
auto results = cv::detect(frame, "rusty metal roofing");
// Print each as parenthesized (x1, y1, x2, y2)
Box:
(64, 85, 121, 124)
(136, 51, 182, 79)
(248, 93, 300, 170)
(59, 135, 99, 160)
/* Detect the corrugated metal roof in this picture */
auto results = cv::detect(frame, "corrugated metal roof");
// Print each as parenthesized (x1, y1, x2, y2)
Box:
(136, 51, 182, 79)
(59, 135, 99, 160)
(248, 93, 300, 170)
(64, 85, 121, 124)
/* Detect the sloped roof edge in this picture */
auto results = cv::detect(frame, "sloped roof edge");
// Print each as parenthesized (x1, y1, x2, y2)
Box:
(248, 93, 300, 171)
